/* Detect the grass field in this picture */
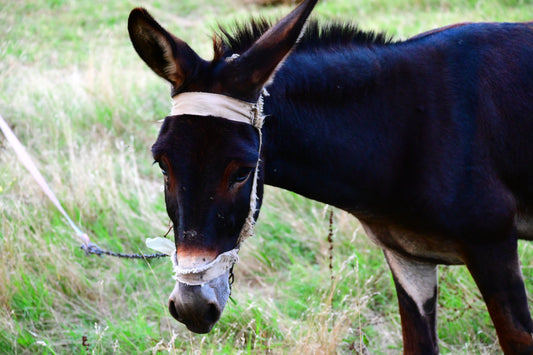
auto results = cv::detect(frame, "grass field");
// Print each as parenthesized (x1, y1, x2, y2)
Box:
(1, 0, 533, 353)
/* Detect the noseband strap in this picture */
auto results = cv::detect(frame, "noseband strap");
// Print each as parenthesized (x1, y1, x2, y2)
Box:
(146, 237, 239, 285)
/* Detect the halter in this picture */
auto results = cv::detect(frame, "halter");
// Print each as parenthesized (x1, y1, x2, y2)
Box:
(146, 90, 266, 285)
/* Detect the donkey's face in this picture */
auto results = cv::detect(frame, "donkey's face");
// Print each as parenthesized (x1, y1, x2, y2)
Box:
(152, 116, 260, 333)
(128, 0, 318, 333)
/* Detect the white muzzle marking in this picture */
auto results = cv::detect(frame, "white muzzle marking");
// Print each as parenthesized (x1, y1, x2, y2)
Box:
(147, 90, 266, 285)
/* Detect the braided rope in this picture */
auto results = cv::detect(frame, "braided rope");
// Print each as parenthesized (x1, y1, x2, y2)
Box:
(81, 243, 168, 259)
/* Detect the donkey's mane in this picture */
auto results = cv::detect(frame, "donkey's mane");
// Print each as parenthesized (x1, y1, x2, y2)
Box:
(214, 17, 394, 59)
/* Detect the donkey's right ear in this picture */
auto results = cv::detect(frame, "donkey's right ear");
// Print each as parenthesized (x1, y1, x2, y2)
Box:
(128, 8, 203, 90)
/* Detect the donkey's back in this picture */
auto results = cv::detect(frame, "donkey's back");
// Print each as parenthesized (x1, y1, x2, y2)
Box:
(399, 22, 533, 238)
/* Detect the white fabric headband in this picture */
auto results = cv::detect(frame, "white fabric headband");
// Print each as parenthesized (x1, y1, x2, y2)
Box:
(170, 91, 265, 129)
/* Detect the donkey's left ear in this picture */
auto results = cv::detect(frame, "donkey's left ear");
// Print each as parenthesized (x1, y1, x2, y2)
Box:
(224, 0, 318, 100)
(128, 8, 204, 91)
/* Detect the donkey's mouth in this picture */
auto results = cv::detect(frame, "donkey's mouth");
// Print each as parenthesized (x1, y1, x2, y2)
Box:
(169, 296, 221, 333)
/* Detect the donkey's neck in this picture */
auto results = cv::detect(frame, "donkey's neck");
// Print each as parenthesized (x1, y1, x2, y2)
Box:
(261, 44, 434, 216)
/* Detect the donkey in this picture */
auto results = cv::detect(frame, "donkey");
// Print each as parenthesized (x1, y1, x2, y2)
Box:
(128, 0, 533, 353)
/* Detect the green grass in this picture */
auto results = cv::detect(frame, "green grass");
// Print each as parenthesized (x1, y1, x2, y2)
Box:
(1, 0, 533, 353)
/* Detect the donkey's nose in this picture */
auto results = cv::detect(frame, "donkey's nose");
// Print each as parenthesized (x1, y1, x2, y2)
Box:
(168, 282, 222, 334)
(168, 298, 221, 332)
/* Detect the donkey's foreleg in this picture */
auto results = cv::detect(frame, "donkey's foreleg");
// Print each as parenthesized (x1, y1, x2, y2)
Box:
(384, 249, 439, 355)
(462, 237, 533, 355)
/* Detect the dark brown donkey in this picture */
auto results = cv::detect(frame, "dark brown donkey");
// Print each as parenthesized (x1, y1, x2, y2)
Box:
(128, 0, 533, 353)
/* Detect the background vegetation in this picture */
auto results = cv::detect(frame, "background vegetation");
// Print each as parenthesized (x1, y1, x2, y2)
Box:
(1, 0, 532, 353)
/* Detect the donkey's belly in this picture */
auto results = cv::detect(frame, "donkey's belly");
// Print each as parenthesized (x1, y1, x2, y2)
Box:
(360, 221, 463, 265)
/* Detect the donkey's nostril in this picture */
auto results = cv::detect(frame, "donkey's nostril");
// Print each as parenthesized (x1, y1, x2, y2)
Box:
(205, 302, 221, 324)
(168, 300, 181, 322)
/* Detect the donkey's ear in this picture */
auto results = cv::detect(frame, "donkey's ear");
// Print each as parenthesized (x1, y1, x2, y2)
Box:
(128, 8, 203, 90)
(227, 0, 318, 99)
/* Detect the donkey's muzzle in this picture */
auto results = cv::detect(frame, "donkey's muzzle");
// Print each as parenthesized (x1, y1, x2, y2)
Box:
(168, 271, 230, 333)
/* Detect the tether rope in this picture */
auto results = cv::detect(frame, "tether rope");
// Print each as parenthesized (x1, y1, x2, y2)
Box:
(0, 112, 167, 260)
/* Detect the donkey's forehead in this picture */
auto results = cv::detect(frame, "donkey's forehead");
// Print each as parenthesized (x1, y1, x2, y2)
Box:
(152, 115, 259, 162)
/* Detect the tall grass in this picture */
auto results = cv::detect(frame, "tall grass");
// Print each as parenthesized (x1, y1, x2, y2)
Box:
(1, 0, 532, 353)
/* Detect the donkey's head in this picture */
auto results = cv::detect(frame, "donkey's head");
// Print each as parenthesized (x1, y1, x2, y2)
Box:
(128, 0, 318, 333)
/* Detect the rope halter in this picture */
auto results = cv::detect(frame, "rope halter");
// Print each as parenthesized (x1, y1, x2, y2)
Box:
(146, 90, 266, 285)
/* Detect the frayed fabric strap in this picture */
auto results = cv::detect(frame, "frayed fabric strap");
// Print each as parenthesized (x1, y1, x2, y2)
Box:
(172, 249, 239, 286)
(171, 92, 264, 128)
(146, 237, 239, 286)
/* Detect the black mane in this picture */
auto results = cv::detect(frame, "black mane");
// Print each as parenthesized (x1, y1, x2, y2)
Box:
(215, 17, 395, 59)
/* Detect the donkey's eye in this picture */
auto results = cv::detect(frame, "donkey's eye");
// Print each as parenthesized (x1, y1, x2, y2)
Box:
(157, 161, 169, 176)
(232, 167, 254, 184)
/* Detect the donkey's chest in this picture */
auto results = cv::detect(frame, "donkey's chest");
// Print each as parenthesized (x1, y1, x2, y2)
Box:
(360, 221, 464, 265)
